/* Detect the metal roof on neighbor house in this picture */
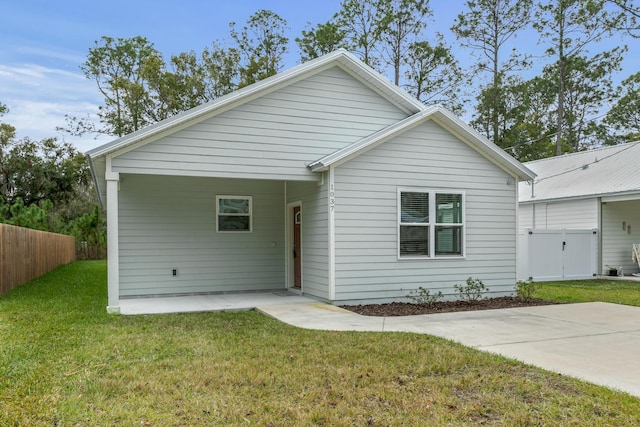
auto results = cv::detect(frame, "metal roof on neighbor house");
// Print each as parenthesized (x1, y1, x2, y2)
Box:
(519, 141, 640, 203)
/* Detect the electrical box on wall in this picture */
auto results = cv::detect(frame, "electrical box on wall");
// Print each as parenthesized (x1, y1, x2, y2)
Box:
(172, 269, 177, 276)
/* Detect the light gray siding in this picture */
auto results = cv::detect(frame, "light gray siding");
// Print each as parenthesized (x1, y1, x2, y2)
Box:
(521, 198, 598, 230)
(333, 120, 518, 304)
(286, 180, 329, 300)
(111, 66, 409, 181)
(118, 174, 285, 296)
(602, 200, 640, 275)
(518, 204, 533, 234)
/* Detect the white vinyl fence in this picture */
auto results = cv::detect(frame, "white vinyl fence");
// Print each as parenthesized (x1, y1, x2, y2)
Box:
(518, 228, 598, 281)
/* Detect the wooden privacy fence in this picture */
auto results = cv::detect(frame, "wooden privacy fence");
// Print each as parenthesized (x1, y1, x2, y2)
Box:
(0, 224, 76, 295)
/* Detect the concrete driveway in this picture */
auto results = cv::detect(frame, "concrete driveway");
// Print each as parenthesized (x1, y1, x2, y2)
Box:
(258, 301, 640, 398)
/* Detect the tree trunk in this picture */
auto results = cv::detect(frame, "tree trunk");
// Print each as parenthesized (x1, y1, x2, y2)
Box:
(555, 4, 566, 156)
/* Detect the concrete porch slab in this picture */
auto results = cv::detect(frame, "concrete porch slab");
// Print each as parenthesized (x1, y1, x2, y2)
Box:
(118, 292, 315, 315)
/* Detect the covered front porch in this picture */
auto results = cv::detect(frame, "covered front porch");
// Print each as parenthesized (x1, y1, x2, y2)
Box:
(105, 173, 326, 313)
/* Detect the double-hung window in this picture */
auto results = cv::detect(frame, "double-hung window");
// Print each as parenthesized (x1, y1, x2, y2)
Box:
(216, 195, 252, 232)
(398, 189, 464, 258)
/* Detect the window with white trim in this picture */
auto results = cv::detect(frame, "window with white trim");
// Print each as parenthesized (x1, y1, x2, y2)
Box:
(398, 189, 464, 258)
(216, 195, 252, 232)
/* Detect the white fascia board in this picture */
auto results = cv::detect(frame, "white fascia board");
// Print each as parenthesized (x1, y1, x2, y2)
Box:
(520, 190, 640, 205)
(602, 192, 640, 203)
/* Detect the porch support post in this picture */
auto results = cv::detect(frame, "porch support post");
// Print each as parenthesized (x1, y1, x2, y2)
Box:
(597, 197, 603, 276)
(106, 161, 120, 314)
(328, 166, 336, 301)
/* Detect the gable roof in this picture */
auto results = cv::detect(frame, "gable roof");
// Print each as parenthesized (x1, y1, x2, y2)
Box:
(86, 49, 533, 205)
(86, 49, 429, 205)
(519, 141, 640, 203)
(308, 105, 536, 181)
(86, 49, 423, 160)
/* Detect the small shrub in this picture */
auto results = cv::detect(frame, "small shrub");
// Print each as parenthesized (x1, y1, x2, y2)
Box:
(516, 280, 539, 300)
(454, 277, 489, 302)
(407, 287, 443, 306)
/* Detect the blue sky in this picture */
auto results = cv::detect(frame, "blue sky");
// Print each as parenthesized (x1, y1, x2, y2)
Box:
(1, 1, 636, 152)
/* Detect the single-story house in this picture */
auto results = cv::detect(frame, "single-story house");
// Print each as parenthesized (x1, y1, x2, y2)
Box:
(87, 49, 535, 313)
(518, 141, 640, 280)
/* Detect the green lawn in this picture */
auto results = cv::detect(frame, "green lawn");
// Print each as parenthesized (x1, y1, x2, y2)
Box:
(535, 279, 640, 306)
(2, 262, 640, 425)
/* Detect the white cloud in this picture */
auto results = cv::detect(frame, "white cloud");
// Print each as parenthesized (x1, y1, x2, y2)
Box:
(0, 62, 109, 152)
(16, 45, 87, 66)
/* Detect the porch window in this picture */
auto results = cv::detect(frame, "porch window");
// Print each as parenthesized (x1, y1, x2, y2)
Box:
(216, 195, 252, 232)
(398, 189, 464, 258)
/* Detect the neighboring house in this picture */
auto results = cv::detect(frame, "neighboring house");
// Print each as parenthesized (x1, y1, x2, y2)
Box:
(87, 49, 534, 313)
(519, 142, 640, 279)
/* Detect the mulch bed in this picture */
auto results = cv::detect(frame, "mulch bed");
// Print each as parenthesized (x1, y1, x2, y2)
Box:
(341, 296, 559, 317)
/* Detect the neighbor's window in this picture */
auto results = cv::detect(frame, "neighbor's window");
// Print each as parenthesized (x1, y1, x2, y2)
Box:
(216, 195, 252, 232)
(398, 189, 464, 258)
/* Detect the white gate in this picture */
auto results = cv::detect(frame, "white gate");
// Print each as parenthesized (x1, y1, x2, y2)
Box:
(519, 229, 598, 281)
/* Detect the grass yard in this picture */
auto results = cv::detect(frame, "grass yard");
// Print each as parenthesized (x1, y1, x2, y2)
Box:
(2, 262, 640, 426)
(536, 279, 640, 306)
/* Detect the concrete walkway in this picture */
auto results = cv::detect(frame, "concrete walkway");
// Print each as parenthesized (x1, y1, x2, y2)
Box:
(258, 301, 640, 398)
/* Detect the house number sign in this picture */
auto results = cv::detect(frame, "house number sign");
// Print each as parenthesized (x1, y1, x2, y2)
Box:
(330, 183, 335, 212)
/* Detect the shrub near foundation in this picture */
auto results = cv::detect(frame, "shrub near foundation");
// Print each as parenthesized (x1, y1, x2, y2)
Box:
(407, 286, 444, 306)
(454, 277, 489, 302)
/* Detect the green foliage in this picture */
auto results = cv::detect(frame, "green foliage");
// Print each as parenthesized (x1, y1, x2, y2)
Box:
(0, 102, 106, 259)
(230, 9, 289, 87)
(454, 277, 489, 302)
(296, 22, 349, 61)
(200, 44, 241, 99)
(534, 0, 630, 155)
(452, 0, 533, 147)
(404, 38, 465, 113)
(69, 11, 289, 138)
(490, 76, 557, 161)
(516, 280, 540, 300)
(0, 136, 90, 207)
(63, 205, 107, 260)
(0, 102, 15, 146)
(0, 198, 50, 231)
(334, 0, 388, 69)
(544, 49, 624, 151)
(407, 286, 443, 306)
(378, 0, 432, 85)
(606, 71, 640, 142)
(80, 36, 164, 136)
(298, 0, 464, 111)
